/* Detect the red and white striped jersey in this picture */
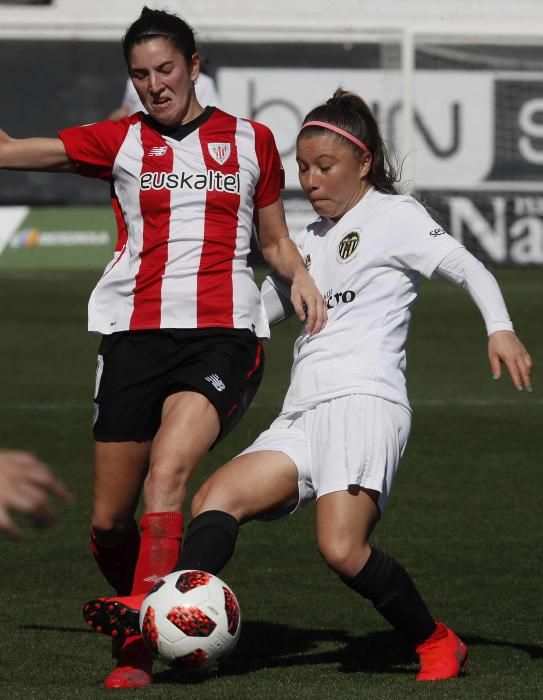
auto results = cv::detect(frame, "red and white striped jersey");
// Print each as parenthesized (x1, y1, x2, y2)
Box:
(59, 108, 283, 336)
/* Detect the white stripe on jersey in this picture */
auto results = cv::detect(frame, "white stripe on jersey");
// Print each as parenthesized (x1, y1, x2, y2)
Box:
(232, 119, 260, 334)
(88, 123, 145, 332)
(160, 128, 204, 328)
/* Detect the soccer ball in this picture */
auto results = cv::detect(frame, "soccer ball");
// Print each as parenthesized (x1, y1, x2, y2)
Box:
(139, 570, 241, 671)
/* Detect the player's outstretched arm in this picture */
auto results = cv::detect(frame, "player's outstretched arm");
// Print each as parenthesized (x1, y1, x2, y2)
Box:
(435, 248, 533, 392)
(256, 199, 326, 335)
(0, 128, 73, 172)
(0, 450, 73, 540)
(488, 331, 533, 392)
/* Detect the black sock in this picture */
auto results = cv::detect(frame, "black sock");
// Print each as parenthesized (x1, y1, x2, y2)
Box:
(342, 548, 436, 644)
(178, 510, 239, 576)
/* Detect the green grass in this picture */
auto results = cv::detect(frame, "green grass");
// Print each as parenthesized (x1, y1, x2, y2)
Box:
(0, 263, 541, 699)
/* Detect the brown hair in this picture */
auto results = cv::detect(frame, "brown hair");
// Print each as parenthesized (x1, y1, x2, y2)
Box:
(298, 89, 399, 194)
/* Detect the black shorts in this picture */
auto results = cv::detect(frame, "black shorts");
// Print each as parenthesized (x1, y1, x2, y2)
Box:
(93, 328, 265, 443)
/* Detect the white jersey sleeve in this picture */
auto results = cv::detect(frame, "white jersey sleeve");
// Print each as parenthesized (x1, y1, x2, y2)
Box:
(261, 274, 294, 326)
(385, 198, 464, 278)
(435, 248, 514, 336)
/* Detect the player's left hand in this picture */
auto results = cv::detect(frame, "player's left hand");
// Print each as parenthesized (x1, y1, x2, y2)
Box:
(290, 269, 327, 335)
(488, 330, 533, 391)
(0, 450, 74, 540)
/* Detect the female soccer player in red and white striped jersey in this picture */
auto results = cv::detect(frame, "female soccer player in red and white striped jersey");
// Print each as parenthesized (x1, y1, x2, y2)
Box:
(0, 7, 326, 689)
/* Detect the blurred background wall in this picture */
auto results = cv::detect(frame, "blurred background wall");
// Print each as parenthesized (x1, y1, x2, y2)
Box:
(2, 0, 543, 264)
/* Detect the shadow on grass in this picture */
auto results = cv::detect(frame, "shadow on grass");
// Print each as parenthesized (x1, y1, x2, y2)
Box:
(154, 622, 416, 685)
(20, 621, 543, 685)
(462, 634, 543, 661)
(154, 622, 543, 685)
(20, 624, 96, 635)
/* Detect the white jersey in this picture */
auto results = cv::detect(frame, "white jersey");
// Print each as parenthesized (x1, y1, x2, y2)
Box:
(59, 108, 282, 335)
(281, 187, 464, 415)
(122, 73, 221, 114)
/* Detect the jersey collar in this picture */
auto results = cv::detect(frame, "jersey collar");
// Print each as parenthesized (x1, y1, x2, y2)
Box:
(145, 106, 216, 141)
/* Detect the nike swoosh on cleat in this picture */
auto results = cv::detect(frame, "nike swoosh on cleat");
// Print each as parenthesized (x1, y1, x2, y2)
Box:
(453, 639, 464, 665)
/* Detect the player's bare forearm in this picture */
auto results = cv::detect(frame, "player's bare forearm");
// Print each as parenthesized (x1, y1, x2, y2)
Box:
(257, 199, 303, 281)
(260, 233, 306, 283)
(258, 210, 326, 333)
(0, 130, 73, 172)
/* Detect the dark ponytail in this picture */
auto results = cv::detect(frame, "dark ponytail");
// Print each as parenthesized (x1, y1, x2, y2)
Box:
(122, 6, 197, 66)
(298, 89, 399, 194)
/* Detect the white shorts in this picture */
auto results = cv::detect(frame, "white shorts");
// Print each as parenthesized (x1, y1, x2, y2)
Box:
(239, 394, 411, 516)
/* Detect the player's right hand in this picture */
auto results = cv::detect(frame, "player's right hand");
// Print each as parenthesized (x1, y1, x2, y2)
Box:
(290, 268, 327, 336)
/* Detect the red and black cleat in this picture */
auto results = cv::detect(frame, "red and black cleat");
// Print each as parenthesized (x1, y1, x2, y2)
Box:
(83, 597, 140, 638)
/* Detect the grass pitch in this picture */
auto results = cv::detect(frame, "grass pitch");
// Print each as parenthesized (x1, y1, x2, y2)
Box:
(0, 255, 541, 698)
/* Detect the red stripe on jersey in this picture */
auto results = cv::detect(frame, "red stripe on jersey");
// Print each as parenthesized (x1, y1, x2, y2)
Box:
(196, 112, 241, 327)
(110, 185, 128, 253)
(251, 121, 283, 208)
(58, 114, 139, 180)
(129, 123, 174, 329)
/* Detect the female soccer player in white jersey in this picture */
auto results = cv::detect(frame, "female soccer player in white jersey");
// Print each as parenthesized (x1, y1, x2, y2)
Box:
(80, 90, 533, 682)
(0, 7, 326, 689)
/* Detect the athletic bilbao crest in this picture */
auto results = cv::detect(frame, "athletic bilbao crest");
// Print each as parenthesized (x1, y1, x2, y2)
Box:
(208, 142, 231, 165)
(337, 230, 360, 263)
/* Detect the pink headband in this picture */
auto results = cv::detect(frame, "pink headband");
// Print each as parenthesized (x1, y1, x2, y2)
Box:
(301, 120, 371, 159)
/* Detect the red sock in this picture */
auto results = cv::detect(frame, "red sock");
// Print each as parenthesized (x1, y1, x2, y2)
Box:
(118, 634, 153, 668)
(106, 635, 153, 687)
(90, 521, 140, 595)
(130, 512, 184, 596)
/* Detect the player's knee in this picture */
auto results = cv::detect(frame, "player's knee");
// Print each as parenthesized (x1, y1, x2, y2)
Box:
(191, 475, 243, 520)
(91, 516, 134, 545)
(144, 459, 192, 502)
(318, 537, 370, 579)
(190, 481, 211, 517)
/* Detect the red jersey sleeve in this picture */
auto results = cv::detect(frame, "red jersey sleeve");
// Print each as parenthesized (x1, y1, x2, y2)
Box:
(251, 121, 284, 209)
(58, 116, 136, 180)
